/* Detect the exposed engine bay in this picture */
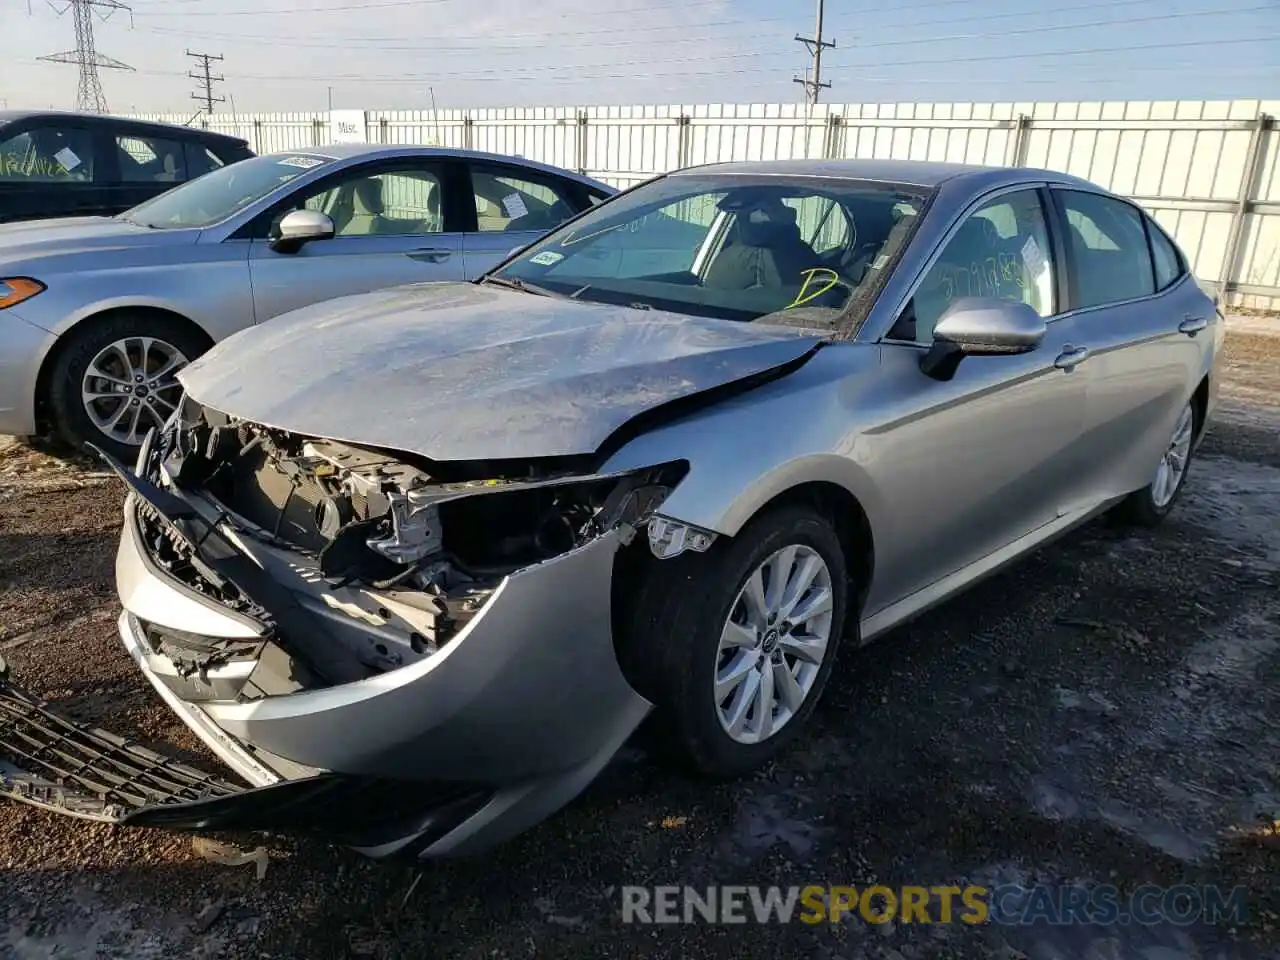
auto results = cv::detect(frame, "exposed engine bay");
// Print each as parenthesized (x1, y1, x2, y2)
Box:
(129, 404, 687, 694)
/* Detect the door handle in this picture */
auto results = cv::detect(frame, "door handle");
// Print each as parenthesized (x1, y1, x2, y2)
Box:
(1178, 315, 1208, 336)
(407, 247, 453, 263)
(1054, 345, 1090, 371)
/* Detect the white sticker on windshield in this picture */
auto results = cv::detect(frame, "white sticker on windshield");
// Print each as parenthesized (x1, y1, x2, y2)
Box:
(872, 253, 891, 271)
(278, 156, 325, 169)
(502, 192, 529, 220)
(529, 250, 563, 266)
(1021, 235, 1048, 277)
(54, 147, 81, 172)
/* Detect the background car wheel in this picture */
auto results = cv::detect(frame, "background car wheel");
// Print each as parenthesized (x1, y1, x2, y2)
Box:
(1112, 400, 1198, 528)
(622, 504, 850, 779)
(46, 314, 208, 463)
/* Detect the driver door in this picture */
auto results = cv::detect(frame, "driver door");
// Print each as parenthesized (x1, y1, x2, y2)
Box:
(863, 187, 1093, 611)
(246, 159, 464, 322)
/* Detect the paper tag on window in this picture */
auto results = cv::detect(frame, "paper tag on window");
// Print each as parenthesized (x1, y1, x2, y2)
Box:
(278, 156, 325, 169)
(54, 147, 81, 172)
(1021, 235, 1048, 277)
(529, 250, 563, 266)
(502, 192, 529, 220)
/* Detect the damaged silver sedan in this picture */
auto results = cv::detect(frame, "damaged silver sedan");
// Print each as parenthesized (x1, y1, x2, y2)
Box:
(1, 158, 1223, 860)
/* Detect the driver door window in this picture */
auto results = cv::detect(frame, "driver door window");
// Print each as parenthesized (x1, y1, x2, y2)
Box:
(301, 167, 444, 238)
(896, 189, 1056, 344)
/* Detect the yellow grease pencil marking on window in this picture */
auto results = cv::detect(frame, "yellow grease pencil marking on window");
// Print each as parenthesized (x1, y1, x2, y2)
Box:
(786, 267, 841, 309)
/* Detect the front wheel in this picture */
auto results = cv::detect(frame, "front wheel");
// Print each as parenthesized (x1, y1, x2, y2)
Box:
(1112, 399, 1197, 528)
(623, 504, 850, 779)
(45, 314, 208, 462)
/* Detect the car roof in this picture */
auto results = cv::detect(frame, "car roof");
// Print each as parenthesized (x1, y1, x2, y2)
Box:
(669, 157, 1093, 191)
(261, 143, 615, 191)
(0, 109, 249, 148)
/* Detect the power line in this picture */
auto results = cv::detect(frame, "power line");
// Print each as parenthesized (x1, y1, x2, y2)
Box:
(794, 0, 836, 106)
(42, 33, 1271, 86)
(129, 0, 724, 16)
(37, 0, 134, 113)
(186, 49, 225, 113)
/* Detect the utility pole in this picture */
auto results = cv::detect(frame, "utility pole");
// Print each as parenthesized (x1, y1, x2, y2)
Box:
(187, 50, 225, 114)
(38, 0, 134, 114)
(793, 0, 835, 107)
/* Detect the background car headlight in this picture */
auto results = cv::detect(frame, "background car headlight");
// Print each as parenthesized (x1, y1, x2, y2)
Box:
(0, 278, 46, 310)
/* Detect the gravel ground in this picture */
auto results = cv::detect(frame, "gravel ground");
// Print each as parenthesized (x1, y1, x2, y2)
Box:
(1, 325, 1279, 960)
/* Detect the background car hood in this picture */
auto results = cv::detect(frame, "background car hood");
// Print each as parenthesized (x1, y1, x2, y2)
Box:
(0, 216, 198, 266)
(179, 282, 825, 462)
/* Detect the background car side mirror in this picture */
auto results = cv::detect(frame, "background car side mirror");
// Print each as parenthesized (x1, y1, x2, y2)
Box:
(271, 209, 335, 254)
(920, 297, 1047, 381)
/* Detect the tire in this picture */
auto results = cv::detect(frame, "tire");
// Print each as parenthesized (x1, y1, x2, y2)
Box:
(620, 504, 850, 779)
(45, 313, 209, 463)
(1111, 399, 1198, 528)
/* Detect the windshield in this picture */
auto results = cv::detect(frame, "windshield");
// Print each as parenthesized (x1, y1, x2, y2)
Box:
(492, 173, 930, 329)
(122, 153, 336, 230)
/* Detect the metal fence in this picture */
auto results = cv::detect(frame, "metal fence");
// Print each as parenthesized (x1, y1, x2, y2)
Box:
(130, 99, 1280, 310)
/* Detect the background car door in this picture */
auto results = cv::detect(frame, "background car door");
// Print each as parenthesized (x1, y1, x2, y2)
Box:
(0, 120, 107, 222)
(461, 161, 599, 277)
(865, 187, 1094, 610)
(1048, 189, 1210, 504)
(247, 159, 464, 321)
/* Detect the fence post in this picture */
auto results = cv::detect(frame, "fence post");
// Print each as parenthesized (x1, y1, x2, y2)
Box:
(378, 117, 389, 144)
(1007, 113, 1032, 167)
(822, 113, 843, 159)
(1218, 112, 1274, 302)
(576, 110, 589, 175)
(312, 118, 324, 146)
(252, 118, 263, 155)
(676, 114, 692, 169)
(463, 113, 475, 151)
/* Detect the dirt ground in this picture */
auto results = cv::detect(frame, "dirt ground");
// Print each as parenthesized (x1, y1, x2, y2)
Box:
(1, 322, 1279, 960)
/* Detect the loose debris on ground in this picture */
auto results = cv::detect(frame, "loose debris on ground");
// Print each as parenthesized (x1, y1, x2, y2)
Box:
(1, 325, 1279, 959)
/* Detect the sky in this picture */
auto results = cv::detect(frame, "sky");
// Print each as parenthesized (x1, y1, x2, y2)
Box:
(0, 0, 1277, 114)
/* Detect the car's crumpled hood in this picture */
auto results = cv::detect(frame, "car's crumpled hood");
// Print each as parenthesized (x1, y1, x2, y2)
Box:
(0, 216, 198, 264)
(178, 282, 826, 462)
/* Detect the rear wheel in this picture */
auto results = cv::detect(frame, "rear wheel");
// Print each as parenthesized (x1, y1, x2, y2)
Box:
(46, 313, 208, 462)
(622, 504, 850, 779)
(1112, 399, 1197, 528)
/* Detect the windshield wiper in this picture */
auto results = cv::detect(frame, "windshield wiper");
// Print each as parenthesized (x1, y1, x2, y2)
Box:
(480, 275, 564, 299)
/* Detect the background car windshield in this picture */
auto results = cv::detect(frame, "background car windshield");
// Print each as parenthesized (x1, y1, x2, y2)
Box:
(495, 174, 928, 326)
(124, 153, 334, 229)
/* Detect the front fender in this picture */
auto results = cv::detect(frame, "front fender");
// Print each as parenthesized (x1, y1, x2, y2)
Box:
(600, 343, 885, 537)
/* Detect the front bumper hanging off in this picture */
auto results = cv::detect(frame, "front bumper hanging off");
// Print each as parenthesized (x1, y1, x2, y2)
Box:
(0, 443, 656, 860)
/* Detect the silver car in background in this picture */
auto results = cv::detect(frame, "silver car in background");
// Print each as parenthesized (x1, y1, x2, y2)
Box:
(0, 145, 614, 459)
(0, 159, 1222, 862)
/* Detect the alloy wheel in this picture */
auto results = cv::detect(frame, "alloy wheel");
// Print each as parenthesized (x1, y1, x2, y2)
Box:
(1151, 402, 1194, 509)
(714, 544, 835, 745)
(81, 336, 188, 447)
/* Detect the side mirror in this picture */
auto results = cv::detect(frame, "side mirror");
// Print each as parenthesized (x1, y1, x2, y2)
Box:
(271, 209, 335, 254)
(920, 297, 1047, 381)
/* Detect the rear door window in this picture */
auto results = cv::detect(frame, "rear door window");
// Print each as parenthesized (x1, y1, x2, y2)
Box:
(184, 142, 226, 180)
(1056, 190, 1156, 309)
(116, 134, 188, 183)
(469, 164, 582, 233)
(1146, 217, 1185, 291)
(0, 125, 96, 182)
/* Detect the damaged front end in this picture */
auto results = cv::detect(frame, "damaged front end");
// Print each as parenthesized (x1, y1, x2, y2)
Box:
(0, 403, 687, 859)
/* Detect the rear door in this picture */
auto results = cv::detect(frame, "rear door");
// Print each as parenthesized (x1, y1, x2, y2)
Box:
(461, 161, 598, 278)
(1047, 188, 1210, 504)
(246, 157, 466, 322)
(0, 119, 107, 222)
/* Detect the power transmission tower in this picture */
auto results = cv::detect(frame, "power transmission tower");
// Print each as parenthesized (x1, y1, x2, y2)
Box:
(793, 0, 836, 107)
(187, 50, 226, 114)
(38, 0, 134, 114)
